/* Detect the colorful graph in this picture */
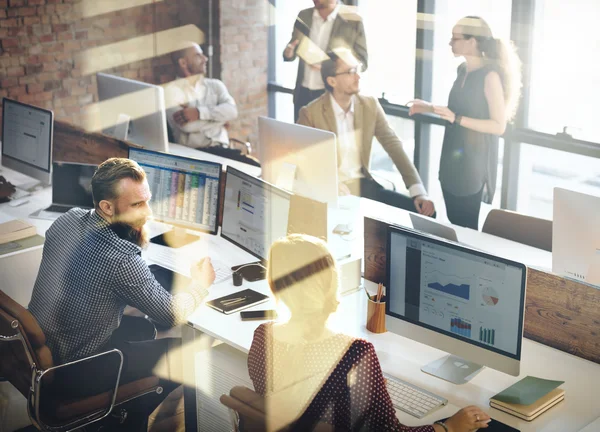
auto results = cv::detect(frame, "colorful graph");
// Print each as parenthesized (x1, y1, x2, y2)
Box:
(482, 287, 499, 306)
(450, 317, 472, 337)
(479, 327, 496, 345)
(428, 282, 470, 300)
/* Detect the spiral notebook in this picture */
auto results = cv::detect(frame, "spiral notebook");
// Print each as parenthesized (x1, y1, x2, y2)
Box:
(206, 289, 269, 315)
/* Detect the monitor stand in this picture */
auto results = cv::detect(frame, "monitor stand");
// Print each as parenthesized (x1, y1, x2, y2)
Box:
(421, 354, 484, 385)
(150, 227, 199, 248)
(231, 261, 267, 282)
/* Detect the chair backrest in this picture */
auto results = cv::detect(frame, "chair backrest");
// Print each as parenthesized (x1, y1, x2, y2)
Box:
(482, 209, 553, 252)
(0, 290, 54, 398)
(220, 386, 333, 432)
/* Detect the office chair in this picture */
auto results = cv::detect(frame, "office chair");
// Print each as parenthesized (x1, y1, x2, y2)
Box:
(220, 386, 333, 432)
(482, 209, 553, 252)
(0, 289, 163, 431)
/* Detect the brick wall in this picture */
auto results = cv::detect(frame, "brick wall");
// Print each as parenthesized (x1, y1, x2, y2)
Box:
(0, 0, 268, 146)
(219, 0, 268, 144)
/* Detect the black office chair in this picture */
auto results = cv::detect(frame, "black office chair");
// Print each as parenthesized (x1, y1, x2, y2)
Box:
(0, 290, 163, 431)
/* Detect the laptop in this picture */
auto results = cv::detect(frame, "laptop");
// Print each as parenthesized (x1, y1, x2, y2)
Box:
(36, 162, 96, 218)
(410, 213, 459, 242)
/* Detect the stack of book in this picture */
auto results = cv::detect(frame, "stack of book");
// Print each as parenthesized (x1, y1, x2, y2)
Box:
(0, 220, 36, 245)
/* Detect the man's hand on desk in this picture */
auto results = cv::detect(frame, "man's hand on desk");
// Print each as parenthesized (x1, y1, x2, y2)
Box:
(414, 195, 435, 217)
(191, 257, 216, 290)
(0, 176, 16, 200)
(174, 104, 200, 126)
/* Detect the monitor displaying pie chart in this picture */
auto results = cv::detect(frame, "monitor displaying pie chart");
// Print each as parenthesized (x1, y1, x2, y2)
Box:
(482, 287, 499, 306)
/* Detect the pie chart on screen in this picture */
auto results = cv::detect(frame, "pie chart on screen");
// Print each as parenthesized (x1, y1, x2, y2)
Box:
(482, 287, 499, 306)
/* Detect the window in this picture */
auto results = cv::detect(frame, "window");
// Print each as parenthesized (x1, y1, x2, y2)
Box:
(272, 0, 314, 90)
(357, 1, 417, 104)
(528, 0, 600, 142)
(516, 144, 600, 219)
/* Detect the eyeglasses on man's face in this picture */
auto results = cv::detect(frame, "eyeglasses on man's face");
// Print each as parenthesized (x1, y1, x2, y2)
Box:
(334, 65, 362, 76)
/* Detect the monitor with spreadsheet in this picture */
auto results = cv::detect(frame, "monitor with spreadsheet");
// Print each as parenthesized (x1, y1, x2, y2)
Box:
(221, 166, 292, 261)
(386, 225, 526, 384)
(128, 148, 221, 235)
(1, 97, 53, 186)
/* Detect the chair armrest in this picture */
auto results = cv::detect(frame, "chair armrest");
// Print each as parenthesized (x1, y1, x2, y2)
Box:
(229, 137, 252, 155)
(31, 349, 124, 431)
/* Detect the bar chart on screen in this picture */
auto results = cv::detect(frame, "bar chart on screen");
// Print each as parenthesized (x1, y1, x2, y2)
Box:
(479, 327, 496, 345)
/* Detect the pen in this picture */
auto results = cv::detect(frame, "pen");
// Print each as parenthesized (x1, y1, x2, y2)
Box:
(222, 296, 247, 306)
(363, 285, 371, 300)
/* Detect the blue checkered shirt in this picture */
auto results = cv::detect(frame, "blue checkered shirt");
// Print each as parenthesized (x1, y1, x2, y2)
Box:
(29, 208, 207, 364)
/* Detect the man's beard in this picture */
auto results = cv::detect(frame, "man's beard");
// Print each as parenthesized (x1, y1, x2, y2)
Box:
(110, 221, 150, 249)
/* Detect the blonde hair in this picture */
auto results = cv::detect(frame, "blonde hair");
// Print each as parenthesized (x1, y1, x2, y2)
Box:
(267, 234, 340, 327)
(457, 16, 522, 121)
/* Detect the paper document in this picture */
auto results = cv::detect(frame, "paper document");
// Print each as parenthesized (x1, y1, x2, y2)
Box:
(491, 376, 564, 406)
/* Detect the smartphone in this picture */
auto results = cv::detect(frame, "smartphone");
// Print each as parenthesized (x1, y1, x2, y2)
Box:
(240, 310, 277, 321)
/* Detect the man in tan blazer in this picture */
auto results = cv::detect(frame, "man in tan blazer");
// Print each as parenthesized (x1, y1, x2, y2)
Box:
(298, 53, 435, 216)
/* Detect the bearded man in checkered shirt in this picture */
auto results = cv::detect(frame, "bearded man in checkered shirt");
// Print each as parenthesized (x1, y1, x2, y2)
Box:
(29, 157, 215, 421)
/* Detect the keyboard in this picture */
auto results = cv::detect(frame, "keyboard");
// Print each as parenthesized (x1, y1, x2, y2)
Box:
(44, 204, 71, 213)
(9, 187, 29, 200)
(384, 373, 448, 419)
(147, 246, 232, 284)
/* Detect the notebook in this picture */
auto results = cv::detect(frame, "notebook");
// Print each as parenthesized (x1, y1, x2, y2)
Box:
(490, 388, 565, 421)
(206, 289, 269, 315)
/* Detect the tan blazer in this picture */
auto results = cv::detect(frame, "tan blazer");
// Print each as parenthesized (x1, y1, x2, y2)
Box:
(298, 93, 423, 190)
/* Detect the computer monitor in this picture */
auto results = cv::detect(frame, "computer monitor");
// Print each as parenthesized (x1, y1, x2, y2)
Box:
(258, 116, 338, 206)
(553, 187, 600, 285)
(386, 225, 527, 384)
(221, 166, 292, 278)
(96, 73, 169, 152)
(410, 213, 459, 243)
(1, 97, 53, 187)
(53, 162, 95, 207)
(128, 148, 221, 247)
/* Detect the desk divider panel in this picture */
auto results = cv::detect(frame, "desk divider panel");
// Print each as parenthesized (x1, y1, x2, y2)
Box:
(364, 216, 600, 365)
(53, 120, 139, 165)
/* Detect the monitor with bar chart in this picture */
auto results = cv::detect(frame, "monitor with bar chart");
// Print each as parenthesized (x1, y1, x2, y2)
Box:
(385, 225, 527, 383)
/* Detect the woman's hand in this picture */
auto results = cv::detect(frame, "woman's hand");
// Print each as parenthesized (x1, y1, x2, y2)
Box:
(433, 106, 457, 123)
(407, 99, 433, 116)
(444, 406, 491, 432)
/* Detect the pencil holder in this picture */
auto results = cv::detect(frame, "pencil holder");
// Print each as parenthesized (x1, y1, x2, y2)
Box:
(366, 295, 386, 333)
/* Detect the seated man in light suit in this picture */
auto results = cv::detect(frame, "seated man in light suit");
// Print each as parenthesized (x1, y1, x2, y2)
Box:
(297, 52, 435, 216)
(165, 41, 238, 149)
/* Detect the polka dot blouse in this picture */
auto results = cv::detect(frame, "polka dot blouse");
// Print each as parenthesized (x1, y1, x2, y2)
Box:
(248, 323, 435, 431)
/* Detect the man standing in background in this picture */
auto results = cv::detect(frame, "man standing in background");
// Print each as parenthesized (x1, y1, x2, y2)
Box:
(284, 0, 368, 121)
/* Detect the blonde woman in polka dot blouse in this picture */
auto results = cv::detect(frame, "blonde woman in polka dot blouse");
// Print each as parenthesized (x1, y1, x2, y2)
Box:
(247, 234, 490, 432)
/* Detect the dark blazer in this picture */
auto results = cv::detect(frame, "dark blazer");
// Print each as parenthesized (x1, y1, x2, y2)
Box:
(283, 6, 368, 103)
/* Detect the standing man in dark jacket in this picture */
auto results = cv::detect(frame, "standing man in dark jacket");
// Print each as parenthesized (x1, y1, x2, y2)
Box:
(284, 0, 368, 121)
